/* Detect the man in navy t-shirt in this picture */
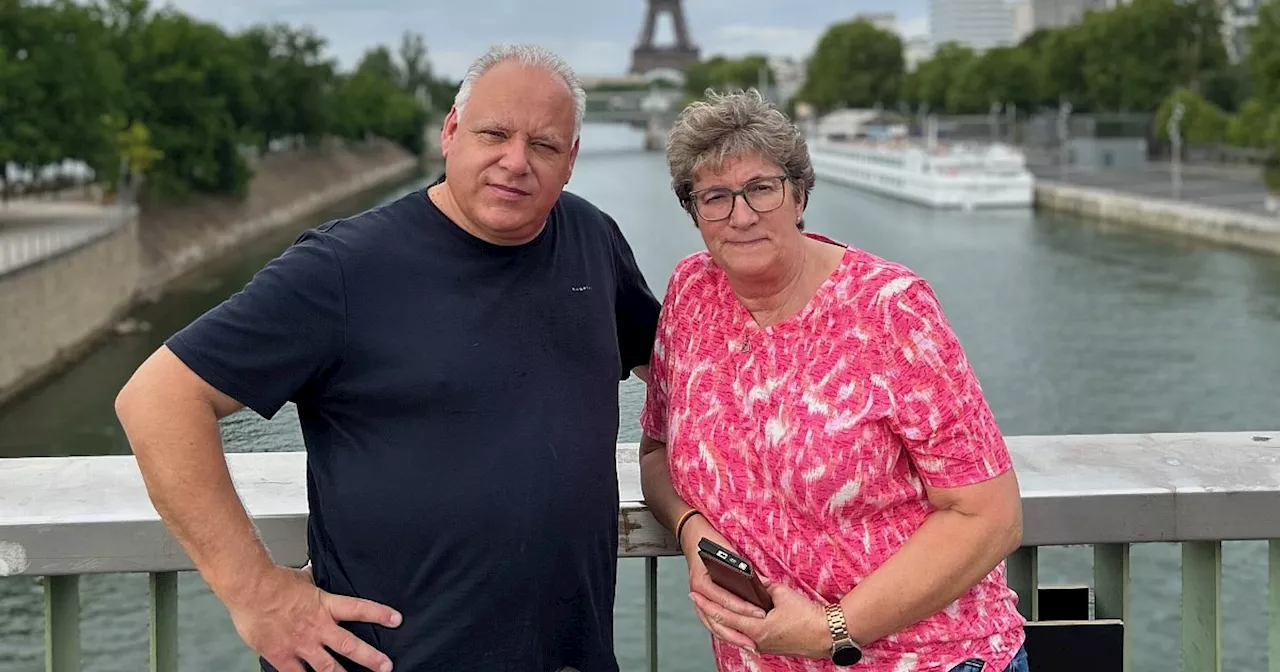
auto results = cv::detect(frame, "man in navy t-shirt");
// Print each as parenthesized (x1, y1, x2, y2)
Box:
(114, 44, 660, 672)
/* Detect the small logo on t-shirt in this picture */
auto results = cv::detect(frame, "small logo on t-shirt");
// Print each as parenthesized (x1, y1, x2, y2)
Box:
(571, 285, 592, 292)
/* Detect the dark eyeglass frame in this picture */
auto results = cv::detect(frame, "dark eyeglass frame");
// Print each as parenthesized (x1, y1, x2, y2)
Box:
(688, 174, 790, 221)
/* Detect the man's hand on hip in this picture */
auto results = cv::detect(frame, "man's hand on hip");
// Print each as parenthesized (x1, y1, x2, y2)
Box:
(227, 563, 401, 672)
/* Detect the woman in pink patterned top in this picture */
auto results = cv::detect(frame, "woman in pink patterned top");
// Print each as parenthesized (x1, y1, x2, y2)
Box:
(638, 89, 1029, 672)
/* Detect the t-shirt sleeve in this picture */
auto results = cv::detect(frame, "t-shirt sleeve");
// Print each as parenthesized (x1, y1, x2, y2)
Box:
(164, 227, 346, 419)
(606, 214, 660, 381)
(878, 275, 1012, 489)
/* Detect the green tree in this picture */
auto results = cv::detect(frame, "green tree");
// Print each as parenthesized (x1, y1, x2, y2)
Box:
(1249, 0, 1280, 108)
(1154, 87, 1229, 144)
(683, 55, 774, 98)
(98, 0, 258, 199)
(237, 24, 335, 150)
(1, 0, 450, 204)
(1077, 0, 1226, 111)
(1037, 26, 1092, 109)
(903, 43, 976, 112)
(0, 0, 123, 192)
(798, 18, 904, 112)
(946, 46, 1039, 114)
(328, 48, 428, 154)
(1226, 98, 1273, 147)
(1200, 62, 1251, 112)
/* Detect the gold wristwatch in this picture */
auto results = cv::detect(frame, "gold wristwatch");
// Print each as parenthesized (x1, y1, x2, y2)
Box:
(825, 603, 863, 666)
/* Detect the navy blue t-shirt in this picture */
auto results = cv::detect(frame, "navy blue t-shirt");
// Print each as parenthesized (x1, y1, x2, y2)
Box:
(165, 180, 660, 672)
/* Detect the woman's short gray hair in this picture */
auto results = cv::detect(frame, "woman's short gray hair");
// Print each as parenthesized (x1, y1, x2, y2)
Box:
(453, 43, 587, 141)
(666, 88, 815, 227)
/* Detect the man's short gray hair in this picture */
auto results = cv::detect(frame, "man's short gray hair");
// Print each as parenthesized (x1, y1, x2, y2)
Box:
(666, 88, 815, 227)
(453, 43, 587, 141)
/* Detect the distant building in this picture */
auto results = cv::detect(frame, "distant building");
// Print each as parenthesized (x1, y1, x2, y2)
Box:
(929, 0, 1015, 52)
(856, 12, 900, 34)
(1010, 1, 1034, 42)
(768, 56, 806, 107)
(905, 36, 934, 71)
(1030, 0, 1121, 30)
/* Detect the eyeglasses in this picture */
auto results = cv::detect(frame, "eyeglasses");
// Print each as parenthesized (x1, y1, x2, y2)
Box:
(689, 175, 789, 221)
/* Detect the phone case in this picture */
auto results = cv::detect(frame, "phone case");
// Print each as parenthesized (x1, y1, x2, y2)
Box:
(697, 539, 774, 611)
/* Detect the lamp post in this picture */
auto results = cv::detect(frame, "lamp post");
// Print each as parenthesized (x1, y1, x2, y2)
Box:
(1006, 102, 1017, 145)
(1058, 101, 1072, 181)
(1169, 101, 1185, 200)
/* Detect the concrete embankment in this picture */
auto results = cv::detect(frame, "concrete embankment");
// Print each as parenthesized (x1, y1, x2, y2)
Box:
(1035, 181, 1280, 255)
(0, 208, 141, 408)
(0, 139, 420, 407)
(138, 139, 420, 295)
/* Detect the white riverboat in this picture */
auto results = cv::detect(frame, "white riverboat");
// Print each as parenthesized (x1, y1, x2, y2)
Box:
(806, 113, 1035, 210)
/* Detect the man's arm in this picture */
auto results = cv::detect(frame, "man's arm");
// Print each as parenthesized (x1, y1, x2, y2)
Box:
(116, 345, 270, 606)
(117, 229, 400, 672)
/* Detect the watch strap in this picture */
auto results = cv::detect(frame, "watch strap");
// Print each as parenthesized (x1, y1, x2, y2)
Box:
(825, 603, 853, 643)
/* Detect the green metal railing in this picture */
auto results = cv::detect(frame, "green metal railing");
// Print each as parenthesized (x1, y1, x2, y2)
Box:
(4, 431, 1280, 671)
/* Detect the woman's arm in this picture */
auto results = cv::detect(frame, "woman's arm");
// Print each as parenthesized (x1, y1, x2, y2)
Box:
(638, 433, 693, 535)
(682, 468, 1023, 659)
(640, 434, 767, 650)
(835, 470, 1023, 646)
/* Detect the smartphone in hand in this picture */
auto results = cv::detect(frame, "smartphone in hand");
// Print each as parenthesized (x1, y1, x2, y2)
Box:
(697, 537, 774, 612)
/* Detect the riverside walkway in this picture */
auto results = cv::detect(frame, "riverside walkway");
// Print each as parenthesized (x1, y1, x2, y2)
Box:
(1, 431, 1278, 672)
(1030, 162, 1277, 218)
(0, 201, 131, 277)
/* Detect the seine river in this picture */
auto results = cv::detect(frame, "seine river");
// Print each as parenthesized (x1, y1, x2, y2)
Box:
(2, 124, 1280, 671)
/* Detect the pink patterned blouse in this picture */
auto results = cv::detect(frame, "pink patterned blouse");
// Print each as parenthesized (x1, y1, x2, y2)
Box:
(639, 234, 1026, 672)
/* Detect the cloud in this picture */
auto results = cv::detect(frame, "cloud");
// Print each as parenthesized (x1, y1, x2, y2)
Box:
(706, 25, 823, 61)
(158, 0, 930, 80)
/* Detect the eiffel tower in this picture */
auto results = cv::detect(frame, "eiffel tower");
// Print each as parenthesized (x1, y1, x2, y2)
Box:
(629, 0, 700, 75)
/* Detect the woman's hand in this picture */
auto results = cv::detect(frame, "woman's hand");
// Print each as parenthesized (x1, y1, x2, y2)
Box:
(679, 515, 767, 652)
(689, 573, 831, 660)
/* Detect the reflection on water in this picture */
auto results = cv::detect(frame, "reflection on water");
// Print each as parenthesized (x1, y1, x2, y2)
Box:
(2, 124, 1280, 671)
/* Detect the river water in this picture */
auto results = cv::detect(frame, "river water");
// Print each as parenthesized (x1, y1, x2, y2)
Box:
(2, 124, 1280, 671)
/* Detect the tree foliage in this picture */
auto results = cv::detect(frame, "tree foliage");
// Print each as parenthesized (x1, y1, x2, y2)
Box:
(0, 0, 455, 203)
(1251, 0, 1280, 109)
(683, 54, 775, 98)
(797, 19, 903, 113)
(1154, 87, 1228, 144)
(898, 0, 1232, 114)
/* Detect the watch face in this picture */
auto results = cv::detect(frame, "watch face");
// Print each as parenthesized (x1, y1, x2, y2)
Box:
(832, 643, 862, 666)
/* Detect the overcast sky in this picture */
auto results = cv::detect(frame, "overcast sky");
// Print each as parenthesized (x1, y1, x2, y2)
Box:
(162, 0, 930, 80)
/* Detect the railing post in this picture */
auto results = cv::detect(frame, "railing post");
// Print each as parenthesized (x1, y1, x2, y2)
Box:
(1182, 541, 1222, 672)
(150, 571, 179, 672)
(645, 557, 658, 672)
(1094, 543, 1131, 672)
(1007, 547, 1038, 621)
(1270, 540, 1280, 672)
(44, 575, 80, 672)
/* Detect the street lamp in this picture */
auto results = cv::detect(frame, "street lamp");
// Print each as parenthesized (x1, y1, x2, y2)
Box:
(1058, 101, 1072, 181)
(1169, 101, 1185, 200)
(1005, 102, 1017, 144)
